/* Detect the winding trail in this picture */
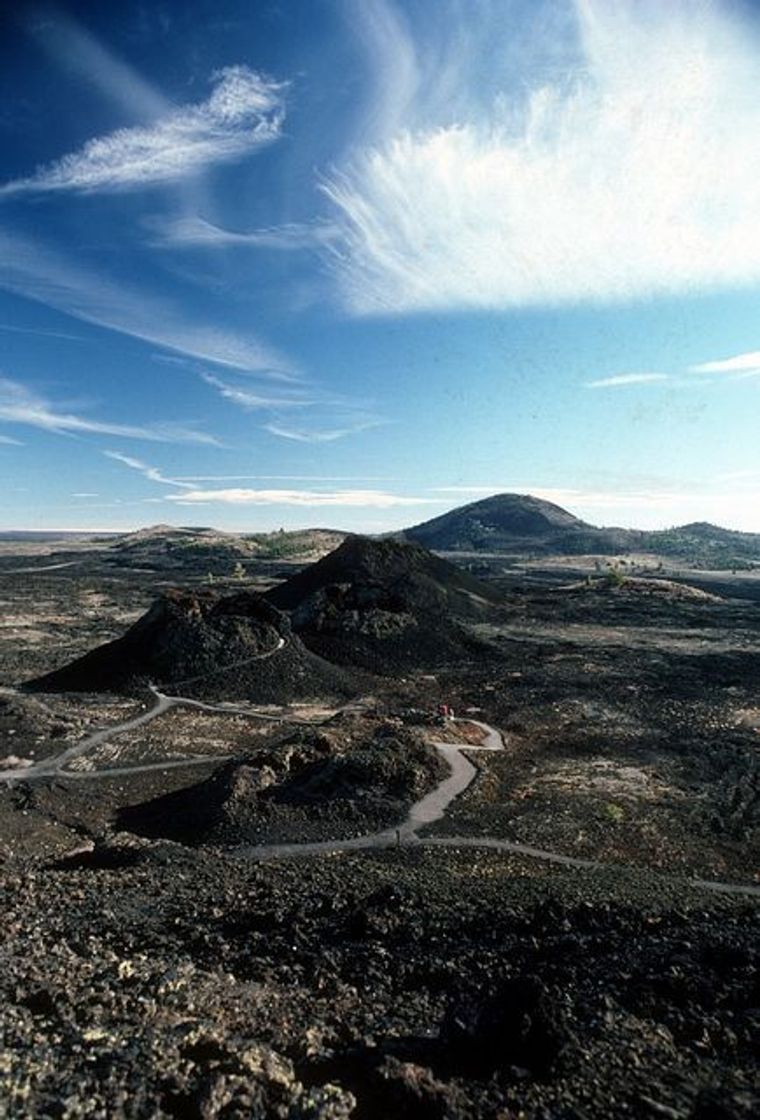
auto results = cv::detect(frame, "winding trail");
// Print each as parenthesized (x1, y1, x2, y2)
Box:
(233, 722, 508, 858)
(232, 718, 760, 900)
(0, 636, 293, 784)
(1, 690, 174, 783)
(3, 686, 759, 899)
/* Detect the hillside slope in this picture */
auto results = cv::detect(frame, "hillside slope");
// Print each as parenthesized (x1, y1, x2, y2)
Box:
(267, 535, 501, 670)
(26, 589, 355, 702)
(403, 492, 636, 553)
(403, 493, 760, 565)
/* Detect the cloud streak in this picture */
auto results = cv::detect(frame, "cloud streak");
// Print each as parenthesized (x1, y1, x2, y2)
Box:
(0, 229, 291, 375)
(0, 377, 216, 444)
(200, 372, 384, 443)
(1, 66, 286, 196)
(324, 0, 760, 314)
(690, 351, 760, 376)
(103, 451, 194, 488)
(264, 419, 383, 443)
(152, 215, 339, 251)
(585, 373, 669, 388)
(200, 372, 316, 410)
(167, 488, 441, 507)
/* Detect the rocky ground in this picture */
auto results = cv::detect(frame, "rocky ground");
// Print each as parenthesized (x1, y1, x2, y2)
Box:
(2, 846, 759, 1119)
(116, 715, 448, 846)
(3, 546, 760, 1116)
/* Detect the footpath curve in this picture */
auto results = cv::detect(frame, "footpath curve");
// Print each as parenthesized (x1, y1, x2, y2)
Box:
(232, 718, 760, 900)
(0, 636, 290, 784)
(2, 693, 759, 899)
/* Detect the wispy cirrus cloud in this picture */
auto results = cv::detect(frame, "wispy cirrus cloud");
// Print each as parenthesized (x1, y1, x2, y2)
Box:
(200, 372, 384, 443)
(0, 229, 291, 376)
(167, 487, 441, 507)
(177, 474, 395, 482)
(324, 0, 760, 315)
(690, 351, 760, 376)
(585, 373, 669, 389)
(0, 433, 24, 445)
(103, 451, 194, 488)
(151, 215, 339, 251)
(27, 8, 169, 120)
(0, 323, 84, 342)
(200, 372, 316, 410)
(264, 418, 384, 443)
(1, 66, 286, 196)
(0, 376, 217, 444)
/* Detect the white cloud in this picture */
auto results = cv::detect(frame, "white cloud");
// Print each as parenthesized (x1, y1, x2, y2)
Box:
(585, 373, 669, 388)
(151, 215, 339, 251)
(177, 474, 395, 482)
(324, 0, 760, 314)
(201, 372, 316, 410)
(104, 451, 194, 489)
(0, 377, 216, 444)
(200, 372, 383, 442)
(0, 323, 84, 342)
(167, 488, 441, 507)
(27, 9, 169, 120)
(1, 67, 285, 196)
(263, 420, 382, 443)
(0, 229, 291, 376)
(347, 0, 420, 143)
(690, 351, 760, 375)
(0, 433, 23, 445)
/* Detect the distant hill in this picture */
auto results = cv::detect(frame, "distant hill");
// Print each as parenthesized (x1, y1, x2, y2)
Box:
(643, 522, 760, 567)
(102, 526, 346, 571)
(267, 535, 501, 670)
(26, 589, 355, 702)
(403, 493, 639, 555)
(402, 494, 760, 567)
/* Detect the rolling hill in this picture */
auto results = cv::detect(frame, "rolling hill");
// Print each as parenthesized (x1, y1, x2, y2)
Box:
(403, 493, 637, 554)
(403, 493, 760, 567)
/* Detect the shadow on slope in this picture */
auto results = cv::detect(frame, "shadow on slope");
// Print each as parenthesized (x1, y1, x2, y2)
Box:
(267, 535, 503, 672)
(25, 588, 357, 704)
(116, 716, 447, 845)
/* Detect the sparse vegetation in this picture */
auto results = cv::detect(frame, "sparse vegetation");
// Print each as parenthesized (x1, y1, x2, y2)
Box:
(2, 511, 760, 1119)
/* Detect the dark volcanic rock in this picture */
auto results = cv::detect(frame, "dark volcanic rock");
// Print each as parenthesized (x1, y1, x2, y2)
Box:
(5, 850, 758, 1119)
(25, 588, 356, 703)
(116, 718, 447, 846)
(266, 536, 502, 670)
(440, 974, 577, 1079)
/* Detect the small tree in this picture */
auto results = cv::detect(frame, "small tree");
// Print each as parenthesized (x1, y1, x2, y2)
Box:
(605, 565, 626, 588)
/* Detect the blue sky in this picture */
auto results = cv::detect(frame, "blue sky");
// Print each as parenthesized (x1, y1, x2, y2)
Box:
(3, 0, 760, 532)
